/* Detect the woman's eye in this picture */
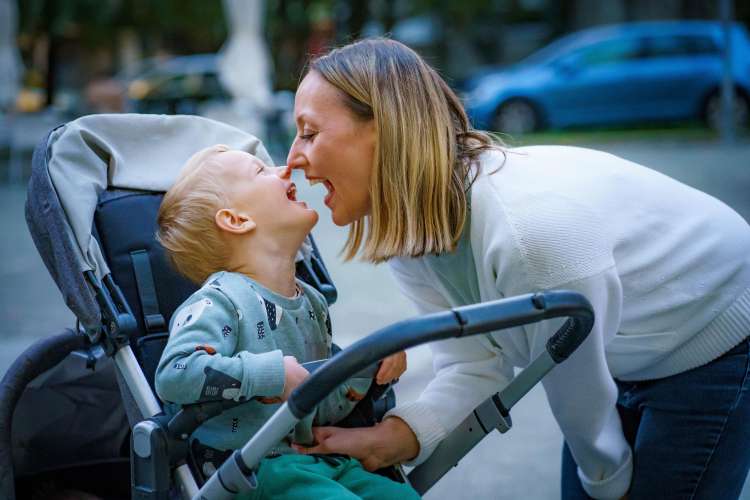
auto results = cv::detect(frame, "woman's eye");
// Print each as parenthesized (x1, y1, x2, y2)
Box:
(299, 132, 316, 141)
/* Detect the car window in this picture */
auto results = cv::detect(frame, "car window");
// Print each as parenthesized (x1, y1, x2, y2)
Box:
(522, 32, 582, 66)
(578, 37, 642, 66)
(147, 74, 213, 99)
(558, 37, 644, 69)
(644, 35, 720, 58)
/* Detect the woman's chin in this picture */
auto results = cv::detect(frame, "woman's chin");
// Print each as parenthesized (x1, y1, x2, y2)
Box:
(331, 211, 350, 227)
(330, 205, 367, 227)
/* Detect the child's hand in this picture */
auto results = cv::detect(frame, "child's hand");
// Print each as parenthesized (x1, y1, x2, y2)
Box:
(282, 355, 310, 400)
(375, 351, 407, 385)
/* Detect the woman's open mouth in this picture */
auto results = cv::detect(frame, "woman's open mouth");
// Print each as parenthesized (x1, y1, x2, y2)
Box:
(309, 178, 335, 207)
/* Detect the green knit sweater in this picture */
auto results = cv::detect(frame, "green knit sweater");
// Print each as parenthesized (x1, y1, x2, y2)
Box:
(155, 271, 371, 454)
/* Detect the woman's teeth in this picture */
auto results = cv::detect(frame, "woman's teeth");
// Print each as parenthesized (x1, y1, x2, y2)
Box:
(286, 184, 297, 201)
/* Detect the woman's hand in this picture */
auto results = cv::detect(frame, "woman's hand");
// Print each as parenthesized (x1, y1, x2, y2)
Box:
(292, 417, 420, 471)
(375, 351, 407, 385)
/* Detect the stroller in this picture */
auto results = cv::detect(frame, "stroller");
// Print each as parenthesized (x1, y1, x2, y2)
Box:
(0, 114, 594, 499)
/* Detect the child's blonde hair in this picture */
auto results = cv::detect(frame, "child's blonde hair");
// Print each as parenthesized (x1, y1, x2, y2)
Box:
(157, 144, 232, 284)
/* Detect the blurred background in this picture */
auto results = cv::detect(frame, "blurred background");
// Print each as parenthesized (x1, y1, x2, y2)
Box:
(2, 0, 750, 166)
(1, 0, 749, 498)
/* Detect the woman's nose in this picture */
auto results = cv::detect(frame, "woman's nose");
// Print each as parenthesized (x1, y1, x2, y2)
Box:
(286, 142, 306, 172)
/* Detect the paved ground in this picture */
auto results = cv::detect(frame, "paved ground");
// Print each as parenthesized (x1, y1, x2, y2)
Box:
(1, 136, 749, 498)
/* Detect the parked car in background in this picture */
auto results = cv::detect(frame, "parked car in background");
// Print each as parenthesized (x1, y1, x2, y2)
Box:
(85, 54, 229, 115)
(463, 21, 750, 133)
(85, 53, 295, 163)
(124, 54, 229, 114)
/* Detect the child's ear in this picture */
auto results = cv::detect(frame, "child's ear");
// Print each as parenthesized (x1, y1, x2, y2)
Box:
(215, 208, 256, 234)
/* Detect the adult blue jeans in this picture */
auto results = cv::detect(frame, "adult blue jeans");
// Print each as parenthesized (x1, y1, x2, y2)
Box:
(561, 337, 750, 500)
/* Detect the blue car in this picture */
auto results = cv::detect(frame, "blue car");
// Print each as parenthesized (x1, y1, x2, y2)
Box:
(463, 21, 750, 133)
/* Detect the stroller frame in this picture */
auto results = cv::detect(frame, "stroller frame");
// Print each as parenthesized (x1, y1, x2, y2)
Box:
(1, 114, 594, 500)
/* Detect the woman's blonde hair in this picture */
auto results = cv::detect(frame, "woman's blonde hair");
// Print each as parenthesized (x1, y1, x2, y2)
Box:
(309, 38, 503, 263)
(156, 144, 231, 284)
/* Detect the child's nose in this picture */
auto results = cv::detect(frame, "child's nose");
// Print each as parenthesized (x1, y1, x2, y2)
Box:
(272, 165, 291, 179)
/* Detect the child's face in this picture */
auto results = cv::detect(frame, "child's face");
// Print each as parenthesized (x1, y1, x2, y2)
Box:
(216, 151, 318, 234)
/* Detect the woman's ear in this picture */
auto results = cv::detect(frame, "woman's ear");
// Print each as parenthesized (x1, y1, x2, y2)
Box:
(215, 208, 256, 234)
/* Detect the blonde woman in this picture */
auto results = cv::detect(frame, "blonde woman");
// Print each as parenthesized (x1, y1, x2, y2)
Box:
(286, 38, 750, 500)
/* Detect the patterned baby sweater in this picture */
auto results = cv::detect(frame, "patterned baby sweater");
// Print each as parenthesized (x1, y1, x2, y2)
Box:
(155, 271, 370, 453)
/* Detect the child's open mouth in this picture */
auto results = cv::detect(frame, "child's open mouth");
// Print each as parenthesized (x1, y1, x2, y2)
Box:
(286, 183, 297, 201)
(286, 183, 311, 209)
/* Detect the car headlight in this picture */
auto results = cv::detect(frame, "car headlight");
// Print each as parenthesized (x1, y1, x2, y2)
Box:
(128, 80, 151, 100)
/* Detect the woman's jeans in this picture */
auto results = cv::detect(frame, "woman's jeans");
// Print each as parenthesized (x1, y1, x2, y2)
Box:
(561, 337, 750, 500)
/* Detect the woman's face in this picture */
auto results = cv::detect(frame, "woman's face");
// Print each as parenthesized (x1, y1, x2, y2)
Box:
(287, 71, 376, 227)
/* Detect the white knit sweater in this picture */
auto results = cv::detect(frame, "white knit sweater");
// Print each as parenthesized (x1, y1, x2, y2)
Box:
(386, 146, 750, 500)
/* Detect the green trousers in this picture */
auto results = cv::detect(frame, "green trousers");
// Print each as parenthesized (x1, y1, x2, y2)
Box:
(238, 454, 421, 499)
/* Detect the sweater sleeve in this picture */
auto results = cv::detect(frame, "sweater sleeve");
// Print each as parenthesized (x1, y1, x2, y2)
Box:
(155, 286, 285, 405)
(384, 258, 515, 465)
(494, 189, 632, 499)
(531, 268, 632, 500)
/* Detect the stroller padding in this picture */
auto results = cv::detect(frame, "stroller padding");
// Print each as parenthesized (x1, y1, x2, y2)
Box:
(94, 189, 199, 391)
(94, 189, 196, 338)
(26, 114, 273, 334)
(130, 249, 167, 333)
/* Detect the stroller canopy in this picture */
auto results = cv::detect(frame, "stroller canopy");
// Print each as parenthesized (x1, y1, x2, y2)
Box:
(25, 113, 274, 332)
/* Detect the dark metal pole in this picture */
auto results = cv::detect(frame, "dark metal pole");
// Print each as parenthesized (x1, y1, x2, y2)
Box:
(719, 0, 735, 144)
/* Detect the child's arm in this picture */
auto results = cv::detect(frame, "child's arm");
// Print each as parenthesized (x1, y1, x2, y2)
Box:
(155, 286, 287, 405)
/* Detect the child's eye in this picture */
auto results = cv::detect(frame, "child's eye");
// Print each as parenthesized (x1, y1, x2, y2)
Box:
(299, 132, 316, 141)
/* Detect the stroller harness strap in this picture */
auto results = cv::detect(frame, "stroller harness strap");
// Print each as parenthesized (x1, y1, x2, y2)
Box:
(130, 249, 166, 333)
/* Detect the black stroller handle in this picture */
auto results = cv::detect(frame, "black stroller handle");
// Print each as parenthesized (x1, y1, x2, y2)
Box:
(288, 290, 594, 418)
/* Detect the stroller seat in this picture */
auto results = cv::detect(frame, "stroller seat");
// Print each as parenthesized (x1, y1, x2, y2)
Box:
(11, 114, 388, 498)
(94, 189, 194, 391)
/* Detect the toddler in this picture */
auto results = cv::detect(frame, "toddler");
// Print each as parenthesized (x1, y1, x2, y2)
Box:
(155, 144, 418, 499)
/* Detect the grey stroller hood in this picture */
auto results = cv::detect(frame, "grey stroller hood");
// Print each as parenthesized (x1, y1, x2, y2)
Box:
(25, 113, 273, 333)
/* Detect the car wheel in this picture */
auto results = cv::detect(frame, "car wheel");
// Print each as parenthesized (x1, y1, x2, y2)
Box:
(704, 90, 749, 130)
(492, 99, 539, 134)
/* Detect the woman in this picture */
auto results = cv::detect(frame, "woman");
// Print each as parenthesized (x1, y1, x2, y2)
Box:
(286, 38, 750, 500)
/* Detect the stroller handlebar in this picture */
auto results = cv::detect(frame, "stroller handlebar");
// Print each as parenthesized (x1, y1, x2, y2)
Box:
(288, 290, 594, 418)
(198, 290, 594, 500)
